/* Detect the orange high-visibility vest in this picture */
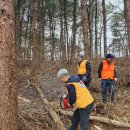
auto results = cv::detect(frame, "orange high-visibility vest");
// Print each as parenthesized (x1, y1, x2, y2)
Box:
(101, 60, 114, 80)
(67, 81, 94, 108)
(77, 60, 87, 75)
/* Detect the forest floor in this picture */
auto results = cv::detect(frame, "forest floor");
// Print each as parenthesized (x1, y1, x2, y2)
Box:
(17, 58, 130, 130)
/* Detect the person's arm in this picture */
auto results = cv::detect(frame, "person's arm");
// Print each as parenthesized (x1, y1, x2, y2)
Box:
(67, 84, 76, 105)
(86, 61, 91, 75)
(98, 62, 103, 78)
(114, 69, 117, 78)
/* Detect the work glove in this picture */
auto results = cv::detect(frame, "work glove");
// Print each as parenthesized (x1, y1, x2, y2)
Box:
(61, 94, 67, 99)
(82, 76, 87, 82)
(114, 78, 117, 82)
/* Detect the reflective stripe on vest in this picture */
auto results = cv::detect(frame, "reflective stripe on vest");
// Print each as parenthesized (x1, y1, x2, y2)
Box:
(67, 81, 94, 108)
(101, 60, 114, 80)
(77, 60, 87, 75)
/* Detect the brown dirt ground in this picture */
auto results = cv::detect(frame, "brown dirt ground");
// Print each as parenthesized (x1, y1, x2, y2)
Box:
(18, 58, 130, 130)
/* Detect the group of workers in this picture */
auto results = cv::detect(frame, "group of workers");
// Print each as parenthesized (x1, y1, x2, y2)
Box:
(57, 53, 117, 130)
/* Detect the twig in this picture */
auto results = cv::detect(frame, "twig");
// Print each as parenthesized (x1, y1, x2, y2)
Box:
(19, 115, 34, 130)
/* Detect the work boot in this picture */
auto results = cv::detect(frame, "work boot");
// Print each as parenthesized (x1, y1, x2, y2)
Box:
(102, 103, 108, 114)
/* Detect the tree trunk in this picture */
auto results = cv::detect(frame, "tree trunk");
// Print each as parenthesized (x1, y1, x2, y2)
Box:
(81, 0, 90, 59)
(51, 23, 56, 61)
(15, 0, 24, 65)
(71, 0, 77, 60)
(102, 0, 107, 56)
(95, 0, 98, 58)
(0, 0, 18, 130)
(36, 0, 45, 65)
(99, 17, 103, 58)
(124, 0, 130, 54)
(32, 0, 37, 68)
(88, 0, 94, 60)
(48, 10, 55, 61)
(41, 0, 45, 62)
(63, 0, 69, 58)
(59, 0, 65, 59)
(25, 4, 31, 63)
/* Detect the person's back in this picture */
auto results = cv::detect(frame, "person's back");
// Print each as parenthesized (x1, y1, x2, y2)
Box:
(66, 75, 94, 108)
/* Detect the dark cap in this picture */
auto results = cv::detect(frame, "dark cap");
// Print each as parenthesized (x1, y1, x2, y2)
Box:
(106, 54, 115, 59)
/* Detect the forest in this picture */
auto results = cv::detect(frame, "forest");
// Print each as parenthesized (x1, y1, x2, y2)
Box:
(0, 0, 130, 130)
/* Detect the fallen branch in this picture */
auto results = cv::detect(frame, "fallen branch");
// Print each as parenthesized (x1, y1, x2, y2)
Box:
(18, 96, 30, 103)
(19, 115, 34, 130)
(56, 108, 130, 128)
(90, 116, 130, 128)
(34, 85, 66, 130)
(94, 125, 103, 130)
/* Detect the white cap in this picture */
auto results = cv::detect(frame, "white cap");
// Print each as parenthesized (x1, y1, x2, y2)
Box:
(76, 52, 84, 59)
(57, 69, 69, 78)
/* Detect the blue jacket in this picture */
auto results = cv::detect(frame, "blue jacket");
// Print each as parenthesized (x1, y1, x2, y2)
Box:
(66, 75, 80, 105)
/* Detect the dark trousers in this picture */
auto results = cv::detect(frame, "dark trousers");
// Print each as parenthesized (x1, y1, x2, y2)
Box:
(69, 103, 93, 130)
(101, 80, 114, 103)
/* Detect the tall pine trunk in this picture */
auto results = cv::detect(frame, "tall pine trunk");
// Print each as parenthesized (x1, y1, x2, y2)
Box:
(71, 0, 77, 60)
(63, 0, 69, 57)
(88, 1, 94, 60)
(95, 0, 98, 58)
(59, 0, 65, 59)
(32, 0, 37, 68)
(102, 0, 107, 56)
(15, 0, 23, 65)
(124, 0, 130, 54)
(81, 0, 90, 59)
(0, 0, 18, 130)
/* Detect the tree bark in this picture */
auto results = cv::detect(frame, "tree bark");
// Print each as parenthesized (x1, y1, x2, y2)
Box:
(102, 0, 107, 56)
(15, 0, 24, 65)
(41, 0, 45, 62)
(31, 0, 37, 68)
(95, 0, 98, 58)
(59, 0, 65, 59)
(81, 0, 90, 59)
(71, 0, 77, 60)
(88, 0, 94, 60)
(37, 0, 45, 65)
(124, 0, 130, 54)
(63, 0, 69, 58)
(0, 0, 18, 130)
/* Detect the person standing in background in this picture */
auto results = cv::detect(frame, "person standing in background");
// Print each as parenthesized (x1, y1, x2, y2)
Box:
(98, 54, 117, 104)
(76, 53, 91, 88)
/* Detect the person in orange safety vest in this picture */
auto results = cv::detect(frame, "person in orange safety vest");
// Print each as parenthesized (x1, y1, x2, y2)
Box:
(98, 54, 117, 103)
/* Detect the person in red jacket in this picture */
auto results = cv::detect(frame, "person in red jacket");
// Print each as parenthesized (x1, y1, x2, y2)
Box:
(98, 54, 117, 103)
